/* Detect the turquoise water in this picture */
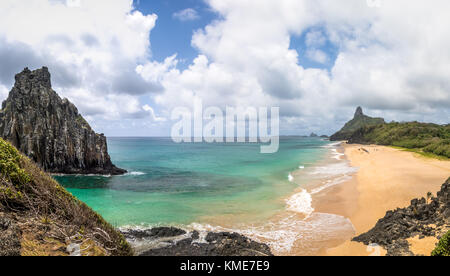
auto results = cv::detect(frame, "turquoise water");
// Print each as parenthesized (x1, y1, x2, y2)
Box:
(54, 137, 331, 227)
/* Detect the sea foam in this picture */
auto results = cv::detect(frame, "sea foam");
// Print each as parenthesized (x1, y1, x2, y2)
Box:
(309, 162, 358, 177)
(125, 171, 146, 176)
(187, 213, 355, 254)
(288, 173, 294, 182)
(285, 189, 314, 216)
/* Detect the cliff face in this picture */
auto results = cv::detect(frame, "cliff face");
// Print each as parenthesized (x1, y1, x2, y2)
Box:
(330, 107, 385, 141)
(0, 67, 126, 175)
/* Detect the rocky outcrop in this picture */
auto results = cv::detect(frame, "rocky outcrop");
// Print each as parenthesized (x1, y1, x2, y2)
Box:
(122, 227, 273, 256)
(330, 107, 385, 141)
(0, 67, 125, 175)
(353, 178, 450, 256)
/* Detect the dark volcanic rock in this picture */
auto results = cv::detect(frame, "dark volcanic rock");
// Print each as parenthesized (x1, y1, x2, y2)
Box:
(353, 178, 450, 256)
(122, 228, 273, 257)
(122, 227, 187, 240)
(0, 67, 126, 175)
(0, 216, 21, 256)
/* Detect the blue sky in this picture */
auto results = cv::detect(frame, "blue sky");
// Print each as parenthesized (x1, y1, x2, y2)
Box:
(134, 0, 218, 69)
(0, 0, 449, 137)
(134, 0, 337, 71)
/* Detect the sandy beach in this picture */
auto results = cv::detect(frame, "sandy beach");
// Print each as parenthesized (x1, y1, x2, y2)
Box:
(319, 144, 450, 256)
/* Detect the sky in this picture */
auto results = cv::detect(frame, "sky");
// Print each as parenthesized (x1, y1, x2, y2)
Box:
(0, 0, 449, 137)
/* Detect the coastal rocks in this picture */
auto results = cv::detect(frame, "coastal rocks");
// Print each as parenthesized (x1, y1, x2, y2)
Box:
(353, 178, 450, 256)
(122, 227, 187, 240)
(330, 107, 385, 141)
(122, 227, 273, 257)
(0, 216, 21, 256)
(0, 67, 126, 175)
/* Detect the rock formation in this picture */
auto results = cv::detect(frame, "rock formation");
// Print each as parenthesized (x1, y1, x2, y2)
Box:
(330, 107, 385, 141)
(121, 227, 273, 256)
(353, 178, 450, 256)
(0, 67, 126, 175)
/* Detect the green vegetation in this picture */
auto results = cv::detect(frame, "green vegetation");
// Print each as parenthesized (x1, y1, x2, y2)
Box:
(0, 138, 133, 256)
(330, 107, 385, 141)
(349, 122, 450, 159)
(432, 231, 450, 256)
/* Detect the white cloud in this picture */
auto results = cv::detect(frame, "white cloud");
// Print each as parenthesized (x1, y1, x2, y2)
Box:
(305, 30, 326, 48)
(140, 0, 450, 135)
(0, 0, 162, 124)
(1, 0, 449, 136)
(306, 49, 328, 64)
(0, 85, 8, 102)
(173, 8, 200, 21)
(143, 104, 166, 122)
(136, 55, 178, 83)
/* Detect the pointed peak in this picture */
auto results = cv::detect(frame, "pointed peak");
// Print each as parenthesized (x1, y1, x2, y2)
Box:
(354, 106, 364, 118)
(15, 66, 52, 89)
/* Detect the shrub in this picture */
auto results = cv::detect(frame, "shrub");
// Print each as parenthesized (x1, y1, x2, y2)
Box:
(0, 138, 133, 256)
(432, 231, 450, 256)
(350, 122, 450, 159)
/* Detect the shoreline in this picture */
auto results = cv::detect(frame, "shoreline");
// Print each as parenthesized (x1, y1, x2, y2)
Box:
(322, 144, 450, 256)
(87, 141, 449, 256)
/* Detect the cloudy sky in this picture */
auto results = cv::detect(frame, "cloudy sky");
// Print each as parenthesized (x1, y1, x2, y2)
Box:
(0, 0, 449, 136)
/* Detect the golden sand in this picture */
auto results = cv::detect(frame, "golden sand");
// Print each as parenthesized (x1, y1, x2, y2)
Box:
(407, 236, 439, 256)
(322, 145, 450, 256)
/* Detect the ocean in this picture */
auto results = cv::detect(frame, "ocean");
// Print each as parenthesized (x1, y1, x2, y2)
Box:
(54, 137, 357, 255)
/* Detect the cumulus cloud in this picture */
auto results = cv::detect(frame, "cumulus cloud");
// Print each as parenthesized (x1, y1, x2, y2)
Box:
(0, 0, 449, 137)
(305, 30, 327, 48)
(173, 8, 200, 21)
(306, 49, 328, 64)
(0, 85, 8, 102)
(139, 0, 450, 135)
(0, 0, 163, 125)
(143, 105, 166, 122)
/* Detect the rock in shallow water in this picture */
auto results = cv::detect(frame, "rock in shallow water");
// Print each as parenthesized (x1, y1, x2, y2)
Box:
(0, 67, 126, 175)
(122, 227, 273, 256)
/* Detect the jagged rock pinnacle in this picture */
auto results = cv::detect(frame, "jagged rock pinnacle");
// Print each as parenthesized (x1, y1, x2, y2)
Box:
(15, 67, 52, 90)
(330, 106, 386, 141)
(0, 67, 126, 175)
(355, 106, 364, 118)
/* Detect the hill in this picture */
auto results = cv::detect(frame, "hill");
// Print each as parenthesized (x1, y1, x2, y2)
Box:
(0, 138, 132, 256)
(348, 122, 450, 159)
(330, 107, 385, 141)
